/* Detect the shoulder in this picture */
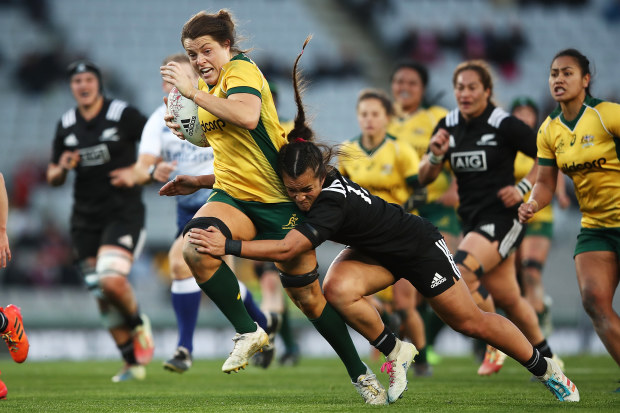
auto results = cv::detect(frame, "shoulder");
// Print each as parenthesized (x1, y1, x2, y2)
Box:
(487, 106, 510, 129)
(586, 97, 620, 118)
(427, 105, 449, 119)
(59, 107, 77, 129)
(443, 108, 459, 127)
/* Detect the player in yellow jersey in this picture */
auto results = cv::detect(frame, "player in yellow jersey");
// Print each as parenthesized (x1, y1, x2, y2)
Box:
(160, 18, 385, 404)
(388, 60, 460, 370)
(338, 88, 429, 375)
(519, 49, 620, 383)
(511, 97, 571, 337)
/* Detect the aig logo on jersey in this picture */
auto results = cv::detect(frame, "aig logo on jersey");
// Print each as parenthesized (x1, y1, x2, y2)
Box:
(450, 150, 487, 172)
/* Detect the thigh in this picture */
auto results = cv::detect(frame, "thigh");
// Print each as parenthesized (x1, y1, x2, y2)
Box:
(519, 235, 551, 263)
(324, 248, 396, 297)
(458, 232, 502, 272)
(481, 253, 522, 304)
(575, 250, 619, 302)
(427, 278, 481, 326)
(193, 201, 257, 241)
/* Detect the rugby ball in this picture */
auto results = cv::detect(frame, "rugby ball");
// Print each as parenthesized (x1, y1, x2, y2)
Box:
(167, 87, 209, 147)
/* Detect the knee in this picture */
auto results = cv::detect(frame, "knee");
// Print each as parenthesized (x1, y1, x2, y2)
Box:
(450, 317, 481, 338)
(580, 287, 608, 319)
(323, 277, 356, 307)
(99, 275, 130, 299)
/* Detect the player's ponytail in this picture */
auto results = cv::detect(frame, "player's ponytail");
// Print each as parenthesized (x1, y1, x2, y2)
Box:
(278, 35, 340, 180)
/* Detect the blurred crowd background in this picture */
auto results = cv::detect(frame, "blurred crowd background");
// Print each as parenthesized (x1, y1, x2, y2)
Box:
(0, 0, 619, 360)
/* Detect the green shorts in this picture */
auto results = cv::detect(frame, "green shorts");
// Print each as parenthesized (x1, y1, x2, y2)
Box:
(525, 221, 553, 239)
(416, 203, 461, 237)
(208, 189, 304, 240)
(574, 227, 620, 257)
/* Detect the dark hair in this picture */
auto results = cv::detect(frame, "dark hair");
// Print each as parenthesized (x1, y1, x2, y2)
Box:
(181, 10, 246, 55)
(452, 60, 494, 101)
(357, 88, 394, 117)
(390, 60, 428, 87)
(510, 96, 538, 114)
(278, 35, 338, 180)
(67, 60, 103, 92)
(551, 48, 592, 96)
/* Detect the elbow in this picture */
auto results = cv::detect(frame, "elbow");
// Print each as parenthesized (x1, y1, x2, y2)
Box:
(241, 118, 259, 130)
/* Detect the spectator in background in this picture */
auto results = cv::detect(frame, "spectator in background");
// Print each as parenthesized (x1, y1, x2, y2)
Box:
(46, 60, 154, 382)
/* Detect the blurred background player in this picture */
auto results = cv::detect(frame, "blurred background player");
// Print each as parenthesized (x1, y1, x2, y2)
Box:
(46, 60, 154, 382)
(0, 172, 30, 400)
(110, 53, 281, 372)
(337, 88, 431, 375)
(510, 97, 571, 337)
(519, 49, 620, 391)
(387, 60, 460, 370)
(418, 60, 562, 376)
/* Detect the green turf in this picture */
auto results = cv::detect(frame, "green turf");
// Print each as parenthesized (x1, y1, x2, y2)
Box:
(0, 355, 617, 412)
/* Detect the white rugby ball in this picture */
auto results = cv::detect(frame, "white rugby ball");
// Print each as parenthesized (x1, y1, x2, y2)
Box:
(167, 87, 209, 147)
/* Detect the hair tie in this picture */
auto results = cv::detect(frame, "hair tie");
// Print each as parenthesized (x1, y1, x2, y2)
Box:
(294, 138, 306, 143)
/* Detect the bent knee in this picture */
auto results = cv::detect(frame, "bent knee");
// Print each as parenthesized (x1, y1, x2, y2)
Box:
(580, 288, 612, 318)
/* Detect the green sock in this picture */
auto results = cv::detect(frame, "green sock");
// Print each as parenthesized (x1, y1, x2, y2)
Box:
(424, 306, 446, 345)
(278, 307, 298, 352)
(310, 302, 366, 381)
(197, 262, 257, 334)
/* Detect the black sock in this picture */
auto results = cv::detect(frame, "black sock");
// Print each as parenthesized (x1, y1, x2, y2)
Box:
(534, 339, 553, 358)
(0, 312, 7, 332)
(118, 339, 137, 365)
(522, 348, 547, 377)
(370, 326, 397, 357)
(414, 346, 427, 364)
(126, 312, 143, 330)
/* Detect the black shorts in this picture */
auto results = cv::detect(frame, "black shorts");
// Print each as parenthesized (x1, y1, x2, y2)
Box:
(71, 208, 145, 261)
(462, 215, 525, 259)
(383, 238, 462, 298)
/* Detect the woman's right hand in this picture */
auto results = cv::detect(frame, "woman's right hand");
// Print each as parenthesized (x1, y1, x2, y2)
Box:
(163, 96, 185, 140)
(159, 175, 200, 196)
(518, 200, 537, 223)
(429, 128, 450, 156)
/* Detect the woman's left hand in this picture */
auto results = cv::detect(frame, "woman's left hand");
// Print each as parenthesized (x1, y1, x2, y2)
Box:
(186, 227, 226, 256)
(497, 185, 523, 208)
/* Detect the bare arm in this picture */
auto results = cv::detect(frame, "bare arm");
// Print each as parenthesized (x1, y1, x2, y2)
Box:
(497, 158, 539, 208)
(159, 174, 215, 196)
(518, 164, 557, 223)
(418, 128, 450, 186)
(161, 61, 262, 130)
(109, 154, 175, 188)
(187, 227, 313, 262)
(0, 173, 11, 268)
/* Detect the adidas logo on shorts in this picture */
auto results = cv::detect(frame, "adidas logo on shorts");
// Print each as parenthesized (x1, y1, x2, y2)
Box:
(431, 272, 447, 288)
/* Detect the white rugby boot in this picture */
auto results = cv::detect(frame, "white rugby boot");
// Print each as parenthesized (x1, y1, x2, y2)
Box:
(352, 364, 388, 405)
(537, 357, 580, 402)
(221, 323, 269, 373)
(381, 339, 418, 403)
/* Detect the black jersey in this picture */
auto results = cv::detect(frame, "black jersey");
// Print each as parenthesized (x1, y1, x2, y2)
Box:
(52, 98, 147, 219)
(433, 104, 536, 225)
(295, 170, 442, 266)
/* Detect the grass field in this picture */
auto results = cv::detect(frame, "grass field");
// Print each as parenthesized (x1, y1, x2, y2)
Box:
(0, 355, 617, 412)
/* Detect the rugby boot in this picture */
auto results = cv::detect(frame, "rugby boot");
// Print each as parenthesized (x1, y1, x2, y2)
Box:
(0, 305, 29, 363)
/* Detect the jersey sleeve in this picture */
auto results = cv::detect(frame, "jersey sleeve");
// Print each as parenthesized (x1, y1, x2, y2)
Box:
(295, 193, 345, 248)
(51, 120, 65, 164)
(536, 117, 557, 167)
(500, 116, 537, 158)
(120, 105, 147, 143)
(138, 106, 164, 156)
(223, 60, 263, 99)
(597, 101, 620, 138)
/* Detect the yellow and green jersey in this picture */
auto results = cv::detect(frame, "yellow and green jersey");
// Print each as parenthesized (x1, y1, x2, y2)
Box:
(197, 53, 288, 203)
(338, 134, 420, 205)
(538, 96, 620, 228)
(388, 105, 452, 202)
(514, 151, 553, 223)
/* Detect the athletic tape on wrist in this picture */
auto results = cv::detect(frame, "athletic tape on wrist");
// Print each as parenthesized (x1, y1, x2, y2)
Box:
(428, 152, 444, 165)
(516, 178, 533, 197)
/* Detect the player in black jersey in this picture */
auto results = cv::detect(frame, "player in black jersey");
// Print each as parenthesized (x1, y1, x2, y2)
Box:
(46, 60, 154, 382)
(181, 54, 580, 404)
(418, 60, 561, 376)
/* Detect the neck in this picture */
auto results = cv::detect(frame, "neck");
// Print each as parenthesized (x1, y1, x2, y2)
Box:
(361, 133, 384, 151)
(398, 102, 420, 117)
(78, 95, 104, 121)
(560, 94, 586, 121)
